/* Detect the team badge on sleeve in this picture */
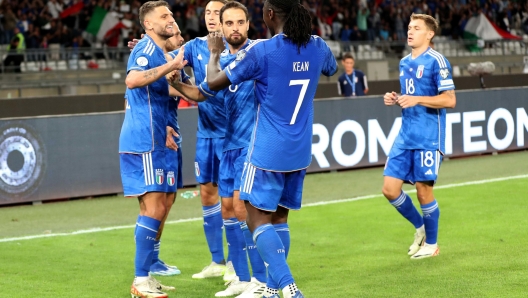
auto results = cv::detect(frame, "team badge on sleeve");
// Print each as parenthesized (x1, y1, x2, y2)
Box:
(156, 169, 164, 185)
(440, 68, 449, 79)
(167, 171, 175, 186)
(136, 57, 148, 66)
(236, 50, 246, 61)
(416, 65, 424, 78)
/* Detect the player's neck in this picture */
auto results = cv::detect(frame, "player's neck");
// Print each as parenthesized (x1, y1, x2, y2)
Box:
(228, 39, 248, 54)
(411, 44, 430, 59)
(145, 31, 167, 50)
(345, 69, 354, 75)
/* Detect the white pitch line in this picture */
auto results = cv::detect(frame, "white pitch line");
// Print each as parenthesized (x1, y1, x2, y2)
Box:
(1, 174, 527, 243)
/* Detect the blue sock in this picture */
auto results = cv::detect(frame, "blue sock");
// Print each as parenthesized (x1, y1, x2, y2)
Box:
(253, 224, 294, 289)
(135, 215, 143, 235)
(421, 200, 440, 245)
(266, 223, 290, 289)
(203, 203, 225, 264)
(389, 191, 424, 229)
(240, 221, 266, 283)
(224, 218, 250, 282)
(135, 216, 161, 277)
(152, 240, 160, 264)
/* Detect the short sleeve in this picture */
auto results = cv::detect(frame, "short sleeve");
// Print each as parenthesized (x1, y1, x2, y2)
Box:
(199, 81, 219, 98)
(433, 55, 455, 92)
(224, 47, 262, 86)
(127, 51, 152, 73)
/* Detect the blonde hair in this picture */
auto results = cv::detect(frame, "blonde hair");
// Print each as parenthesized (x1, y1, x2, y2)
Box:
(410, 13, 439, 39)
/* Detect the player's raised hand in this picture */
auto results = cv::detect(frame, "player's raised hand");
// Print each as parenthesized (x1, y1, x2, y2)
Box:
(207, 31, 225, 54)
(384, 91, 398, 106)
(127, 34, 144, 51)
(166, 126, 179, 151)
(166, 70, 181, 86)
(168, 46, 187, 71)
(396, 95, 418, 108)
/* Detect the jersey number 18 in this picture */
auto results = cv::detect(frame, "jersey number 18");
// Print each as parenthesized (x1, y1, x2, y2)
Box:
(405, 78, 415, 95)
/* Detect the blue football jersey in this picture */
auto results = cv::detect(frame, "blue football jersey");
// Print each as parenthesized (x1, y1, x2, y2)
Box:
(199, 41, 256, 152)
(170, 37, 226, 138)
(394, 47, 455, 153)
(167, 69, 191, 146)
(222, 34, 338, 171)
(119, 35, 169, 153)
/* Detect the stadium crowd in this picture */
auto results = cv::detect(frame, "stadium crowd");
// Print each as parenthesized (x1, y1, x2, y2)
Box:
(1, 0, 527, 51)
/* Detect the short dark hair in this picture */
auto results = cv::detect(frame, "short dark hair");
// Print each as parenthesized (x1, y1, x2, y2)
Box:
(207, 0, 228, 6)
(139, 1, 170, 30)
(342, 52, 354, 61)
(220, 1, 249, 23)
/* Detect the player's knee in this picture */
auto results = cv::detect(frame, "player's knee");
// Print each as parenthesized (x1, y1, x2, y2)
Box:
(233, 204, 247, 221)
(381, 185, 399, 200)
(200, 183, 219, 206)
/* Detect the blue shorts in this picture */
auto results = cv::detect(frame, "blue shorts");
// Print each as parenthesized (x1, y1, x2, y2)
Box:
(383, 146, 443, 184)
(240, 163, 306, 212)
(219, 147, 248, 198)
(120, 151, 170, 197)
(165, 146, 183, 193)
(195, 137, 224, 184)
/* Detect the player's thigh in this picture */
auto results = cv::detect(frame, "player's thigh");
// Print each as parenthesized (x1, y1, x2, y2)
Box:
(240, 163, 284, 212)
(233, 190, 247, 221)
(411, 149, 442, 185)
(120, 151, 169, 197)
(278, 169, 306, 211)
(383, 146, 414, 184)
(218, 149, 237, 199)
(140, 191, 167, 220)
(195, 137, 219, 184)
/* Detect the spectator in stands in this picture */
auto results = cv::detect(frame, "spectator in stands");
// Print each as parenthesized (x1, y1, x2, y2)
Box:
(3, 36, 24, 73)
(47, 0, 63, 19)
(185, 8, 199, 39)
(340, 24, 352, 52)
(337, 52, 368, 97)
(357, 5, 369, 40)
(2, 4, 17, 44)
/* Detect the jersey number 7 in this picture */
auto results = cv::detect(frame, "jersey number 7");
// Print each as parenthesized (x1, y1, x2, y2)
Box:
(289, 79, 310, 125)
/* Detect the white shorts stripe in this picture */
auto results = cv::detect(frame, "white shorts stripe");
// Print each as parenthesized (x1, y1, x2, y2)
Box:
(148, 153, 154, 185)
(243, 164, 252, 193)
(247, 166, 256, 194)
(142, 154, 149, 186)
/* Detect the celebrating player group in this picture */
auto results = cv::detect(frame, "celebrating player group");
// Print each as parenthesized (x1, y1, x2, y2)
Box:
(119, 0, 455, 297)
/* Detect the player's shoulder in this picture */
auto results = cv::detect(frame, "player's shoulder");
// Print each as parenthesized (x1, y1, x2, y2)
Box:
(132, 37, 158, 57)
(310, 35, 330, 47)
(337, 72, 346, 80)
(400, 53, 412, 64)
(425, 48, 450, 68)
(244, 38, 267, 53)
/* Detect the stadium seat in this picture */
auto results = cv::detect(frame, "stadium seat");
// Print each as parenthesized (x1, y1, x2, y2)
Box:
(78, 60, 87, 70)
(57, 60, 68, 71)
(68, 59, 78, 70)
(357, 52, 364, 60)
(97, 59, 107, 69)
(46, 61, 57, 71)
(20, 62, 27, 72)
(48, 44, 61, 61)
(363, 51, 371, 60)
(25, 61, 39, 71)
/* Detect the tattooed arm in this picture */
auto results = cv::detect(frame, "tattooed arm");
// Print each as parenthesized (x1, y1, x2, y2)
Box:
(125, 48, 187, 89)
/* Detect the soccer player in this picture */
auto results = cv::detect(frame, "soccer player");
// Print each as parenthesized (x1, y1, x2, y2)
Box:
(128, 0, 234, 280)
(199, 1, 338, 297)
(119, 2, 186, 297)
(169, 2, 267, 297)
(382, 13, 456, 259)
(147, 21, 190, 277)
(337, 52, 369, 97)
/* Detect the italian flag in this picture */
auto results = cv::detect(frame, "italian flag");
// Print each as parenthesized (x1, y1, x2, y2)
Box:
(86, 6, 126, 41)
(464, 13, 521, 41)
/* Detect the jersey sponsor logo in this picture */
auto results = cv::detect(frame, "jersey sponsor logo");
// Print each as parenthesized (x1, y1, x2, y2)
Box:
(136, 56, 148, 66)
(343, 80, 348, 85)
(0, 123, 46, 202)
(400, 70, 404, 76)
(440, 68, 450, 79)
(416, 65, 424, 78)
(197, 54, 203, 60)
(194, 162, 200, 177)
(425, 169, 433, 175)
(155, 169, 164, 185)
(167, 171, 175, 186)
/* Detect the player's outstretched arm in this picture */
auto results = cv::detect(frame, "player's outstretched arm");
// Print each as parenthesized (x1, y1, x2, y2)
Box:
(206, 32, 232, 91)
(126, 47, 187, 89)
(397, 90, 456, 109)
(167, 73, 206, 102)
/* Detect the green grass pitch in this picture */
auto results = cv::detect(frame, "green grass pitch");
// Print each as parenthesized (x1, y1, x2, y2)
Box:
(0, 151, 527, 297)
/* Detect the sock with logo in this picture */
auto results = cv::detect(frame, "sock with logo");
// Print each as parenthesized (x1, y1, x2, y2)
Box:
(253, 224, 294, 289)
(135, 216, 161, 277)
(203, 203, 225, 264)
(266, 223, 291, 289)
(421, 199, 440, 245)
(224, 218, 250, 281)
(240, 221, 266, 282)
(389, 190, 424, 229)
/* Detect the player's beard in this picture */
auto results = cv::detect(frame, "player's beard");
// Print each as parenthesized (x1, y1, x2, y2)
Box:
(225, 34, 247, 47)
(156, 26, 174, 39)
